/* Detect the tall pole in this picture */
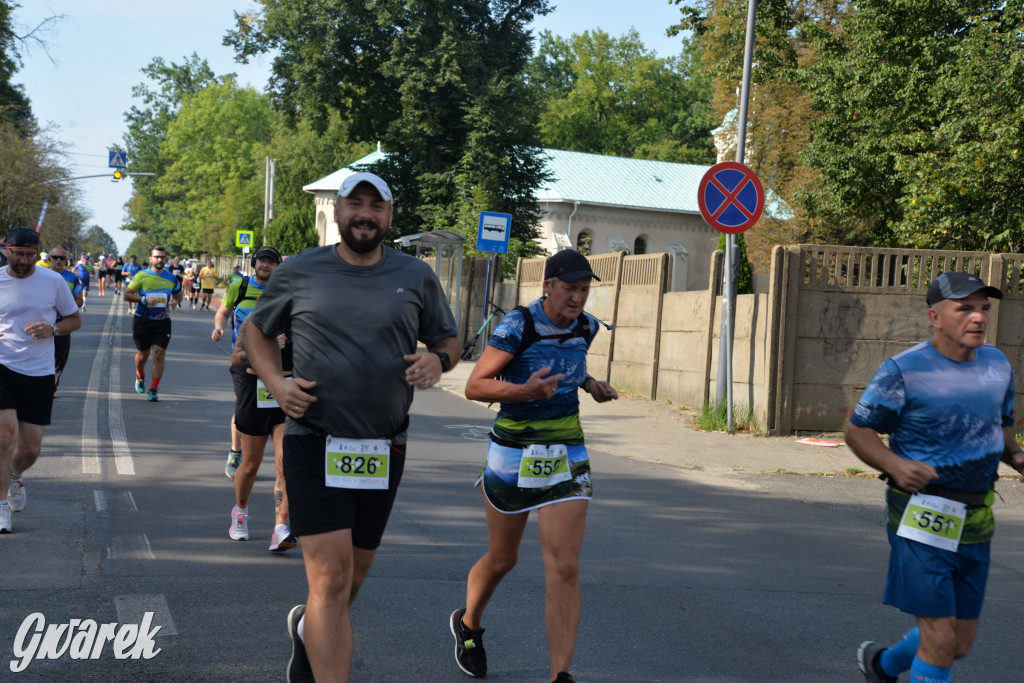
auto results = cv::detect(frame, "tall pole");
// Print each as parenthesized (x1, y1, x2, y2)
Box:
(716, 0, 757, 432)
(263, 157, 276, 247)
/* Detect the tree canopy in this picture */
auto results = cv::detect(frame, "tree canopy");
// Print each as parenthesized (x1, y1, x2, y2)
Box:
(528, 29, 714, 163)
(676, 0, 1024, 264)
(227, 0, 553, 253)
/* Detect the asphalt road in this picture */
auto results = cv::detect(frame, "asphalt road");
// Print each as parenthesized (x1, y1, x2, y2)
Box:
(1, 292, 1023, 682)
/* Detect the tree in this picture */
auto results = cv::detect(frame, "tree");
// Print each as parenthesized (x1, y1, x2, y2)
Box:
(800, 1, 1024, 252)
(77, 225, 118, 257)
(227, 0, 553, 248)
(0, 120, 87, 247)
(670, 0, 848, 269)
(121, 54, 225, 248)
(528, 29, 715, 163)
(152, 79, 272, 254)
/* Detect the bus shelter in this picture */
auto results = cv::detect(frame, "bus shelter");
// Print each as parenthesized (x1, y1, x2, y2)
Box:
(394, 230, 465, 328)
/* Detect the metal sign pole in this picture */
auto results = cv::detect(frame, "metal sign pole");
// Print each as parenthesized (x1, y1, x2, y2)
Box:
(481, 254, 494, 330)
(715, 0, 757, 433)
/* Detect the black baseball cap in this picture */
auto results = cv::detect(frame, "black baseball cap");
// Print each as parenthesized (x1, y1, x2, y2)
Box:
(3, 226, 40, 248)
(252, 245, 283, 264)
(544, 250, 600, 283)
(926, 271, 1002, 306)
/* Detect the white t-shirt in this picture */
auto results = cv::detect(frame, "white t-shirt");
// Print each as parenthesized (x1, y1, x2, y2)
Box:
(0, 266, 80, 376)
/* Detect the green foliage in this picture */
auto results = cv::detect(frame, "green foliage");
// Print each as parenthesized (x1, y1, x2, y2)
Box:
(228, 0, 552, 247)
(716, 232, 754, 294)
(0, 120, 90, 249)
(76, 225, 119, 257)
(0, 1, 35, 127)
(698, 399, 760, 433)
(528, 29, 715, 163)
(800, 1, 1024, 251)
(152, 79, 271, 255)
(122, 54, 225, 248)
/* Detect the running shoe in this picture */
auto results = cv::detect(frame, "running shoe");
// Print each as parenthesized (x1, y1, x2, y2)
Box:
(147, 389, 159, 402)
(225, 450, 241, 479)
(0, 504, 10, 533)
(450, 608, 486, 678)
(286, 604, 314, 682)
(553, 674, 575, 683)
(857, 641, 897, 683)
(135, 378, 144, 393)
(7, 479, 25, 512)
(229, 506, 249, 541)
(270, 524, 298, 553)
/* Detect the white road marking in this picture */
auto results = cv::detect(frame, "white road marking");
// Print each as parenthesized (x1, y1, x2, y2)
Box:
(114, 594, 178, 636)
(81, 302, 118, 474)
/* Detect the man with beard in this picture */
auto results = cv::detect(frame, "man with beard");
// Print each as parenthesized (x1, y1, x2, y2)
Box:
(244, 172, 460, 682)
(0, 227, 81, 533)
(47, 246, 84, 397)
(124, 245, 183, 402)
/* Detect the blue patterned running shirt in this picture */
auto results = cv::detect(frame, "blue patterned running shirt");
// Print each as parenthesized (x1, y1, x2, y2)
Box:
(849, 340, 1015, 493)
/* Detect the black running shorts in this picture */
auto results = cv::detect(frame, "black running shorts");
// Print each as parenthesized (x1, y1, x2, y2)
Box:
(283, 433, 406, 547)
(132, 317, 172, 351)
(231, 366, 285, 436)
(0, 364, 55, 425)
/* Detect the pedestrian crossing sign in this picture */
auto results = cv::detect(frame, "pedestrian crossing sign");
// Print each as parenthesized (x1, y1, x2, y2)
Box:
(235, 230, 254, 248)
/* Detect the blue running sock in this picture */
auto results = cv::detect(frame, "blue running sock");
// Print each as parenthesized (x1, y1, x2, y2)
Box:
(879, 626, 920, 677)
(910, 656, 951, 683)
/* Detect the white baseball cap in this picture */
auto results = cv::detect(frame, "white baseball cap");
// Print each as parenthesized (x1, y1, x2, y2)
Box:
(338, 172, 392, 203)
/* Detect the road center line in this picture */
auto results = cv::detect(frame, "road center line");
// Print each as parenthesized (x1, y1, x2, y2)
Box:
(108, 311, 135, 475)
(81, 302, 118, 475)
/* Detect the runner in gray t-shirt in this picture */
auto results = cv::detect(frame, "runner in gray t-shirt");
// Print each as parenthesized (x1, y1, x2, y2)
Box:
(244, 172, 459, 682)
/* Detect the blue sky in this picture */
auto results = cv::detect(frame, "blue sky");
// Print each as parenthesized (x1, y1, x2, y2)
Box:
(16, 1, 689, 254)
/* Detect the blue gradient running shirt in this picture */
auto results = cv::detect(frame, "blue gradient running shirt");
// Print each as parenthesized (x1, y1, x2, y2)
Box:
(849, 340, 1015, 493)
(487, 298, 599, 445)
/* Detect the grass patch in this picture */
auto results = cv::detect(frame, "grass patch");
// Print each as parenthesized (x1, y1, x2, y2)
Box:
(843, 467, 864, 476)
(697, 399, 761, 434)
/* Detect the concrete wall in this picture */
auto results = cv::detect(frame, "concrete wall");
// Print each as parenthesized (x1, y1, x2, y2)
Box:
(508, 245, 1024, 436)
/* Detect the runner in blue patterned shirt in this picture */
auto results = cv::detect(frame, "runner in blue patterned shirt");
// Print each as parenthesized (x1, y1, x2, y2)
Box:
(47, 246, 83, 397)
(846, 271, 1024, 683)
(452, 250, 617, 683)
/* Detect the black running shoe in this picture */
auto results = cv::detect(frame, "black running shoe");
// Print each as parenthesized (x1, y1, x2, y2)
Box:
(552, 673, 576, 683)
(450, 608, 487, 677)
(287, 605, 314, 683)
(857, 641, 897, 683)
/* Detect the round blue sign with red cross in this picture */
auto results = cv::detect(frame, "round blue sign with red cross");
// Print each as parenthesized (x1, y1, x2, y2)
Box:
(697, 161, 765, 234)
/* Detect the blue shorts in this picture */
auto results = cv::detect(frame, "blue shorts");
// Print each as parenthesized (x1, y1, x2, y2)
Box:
(883, 527, 990, 619)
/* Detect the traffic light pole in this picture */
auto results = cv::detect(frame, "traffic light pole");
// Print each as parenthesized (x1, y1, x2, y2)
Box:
(41, 172, 156, 183)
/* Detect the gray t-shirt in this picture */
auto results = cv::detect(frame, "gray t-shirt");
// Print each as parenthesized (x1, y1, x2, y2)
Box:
(248, 245, 457, 441)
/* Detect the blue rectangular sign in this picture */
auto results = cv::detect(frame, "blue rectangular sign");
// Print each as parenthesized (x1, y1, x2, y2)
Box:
(108, 151, 128, 168)
(476, 211, 511, 254)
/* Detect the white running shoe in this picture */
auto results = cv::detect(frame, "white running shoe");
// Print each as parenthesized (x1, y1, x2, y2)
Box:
(269, 524, 298, 553)
(0, 504, 11, 533)
(7, 479, 25, 512)
(229, 506, 249, 541)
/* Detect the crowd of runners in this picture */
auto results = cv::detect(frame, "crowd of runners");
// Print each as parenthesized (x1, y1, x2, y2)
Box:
(3, 170, 1024, 683)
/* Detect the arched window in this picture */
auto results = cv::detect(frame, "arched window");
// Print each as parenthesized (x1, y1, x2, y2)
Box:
(576, 231, 593, 256)
(633, 236, 647, 255)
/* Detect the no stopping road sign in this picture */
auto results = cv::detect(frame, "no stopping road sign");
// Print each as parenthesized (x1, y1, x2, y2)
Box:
(697, 161, 765, 234)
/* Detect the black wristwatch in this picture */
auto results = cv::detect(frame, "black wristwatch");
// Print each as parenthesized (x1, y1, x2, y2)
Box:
(432, 350, 452, 372)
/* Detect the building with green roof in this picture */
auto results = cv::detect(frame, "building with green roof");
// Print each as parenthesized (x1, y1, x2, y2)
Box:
(304, 145, 790, 291)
